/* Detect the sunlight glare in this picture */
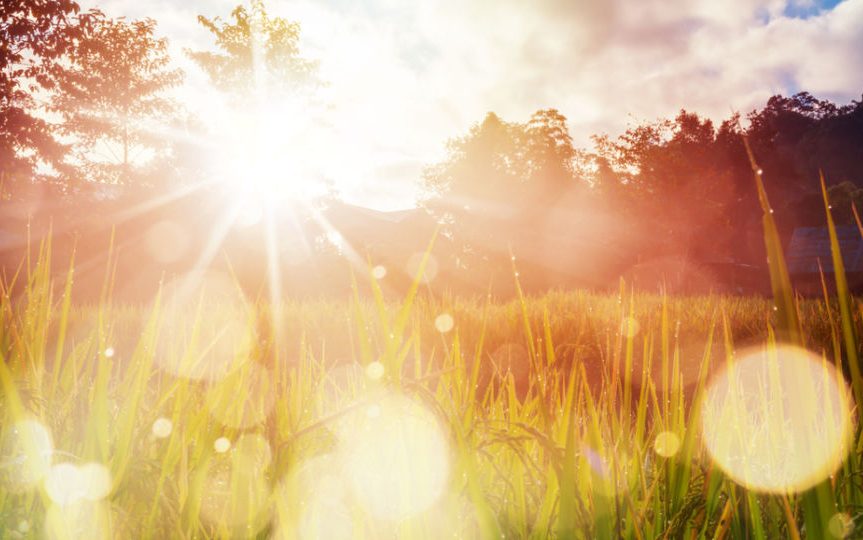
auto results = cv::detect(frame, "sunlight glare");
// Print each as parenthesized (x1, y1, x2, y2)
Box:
(1, 420, 53, 489)
(335, 393, 450, 521)
(145, 220, 190, 263)
(274, 455, 354, 540)
(45, 462, 111, 506)
(700, 345, 854, 494)
(154, 271, 255, 381)
(199, 433, 272, 531)
(44, 500, 111, 540)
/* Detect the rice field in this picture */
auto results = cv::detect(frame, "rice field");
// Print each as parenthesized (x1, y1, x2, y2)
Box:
(0, 235, 861, 540)
(2, 178, 863, 539)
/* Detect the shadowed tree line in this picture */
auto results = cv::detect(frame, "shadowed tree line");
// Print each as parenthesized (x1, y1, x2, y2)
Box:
(3, 0, 863, 297)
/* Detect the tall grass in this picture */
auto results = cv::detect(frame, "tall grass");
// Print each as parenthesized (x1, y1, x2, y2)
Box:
(1, 176, 862, 538)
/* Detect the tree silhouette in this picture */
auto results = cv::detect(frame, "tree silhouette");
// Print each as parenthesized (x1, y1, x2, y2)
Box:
(1, 0, 99, 185)
(50, 16, 182, 187)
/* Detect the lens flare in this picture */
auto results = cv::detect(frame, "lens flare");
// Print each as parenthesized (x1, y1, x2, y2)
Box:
(1, 420, 53, 489)
(700, 345, 854, 494)
(274, 455, 354, 540)
(365, 361, 385, 381)
(214, 437, 231, 453)
(199, 433, 272, 531)
(79, 462, 112, 501)
(44, 462, 112, 506)
(581, 443, 636, 497)
(152, 418, 173, 439)
(372, 265, 387, 280)
(653, 431, 681, 458)
(335, 393, 450, 521)
(434, 313, 454, 333)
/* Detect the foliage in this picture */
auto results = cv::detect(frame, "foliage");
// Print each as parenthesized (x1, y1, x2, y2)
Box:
(1, 224, 862, 537)
(592, 110, 737, 259)
(0, 0, 99, 182)
(421, 108, 588, 274)
(51, 16, 182, 186)
(422, 109, 581, 208)
(187, 0, 318, 99)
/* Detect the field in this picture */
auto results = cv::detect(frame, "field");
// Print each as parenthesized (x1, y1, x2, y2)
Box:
(1, 222, 862, 540)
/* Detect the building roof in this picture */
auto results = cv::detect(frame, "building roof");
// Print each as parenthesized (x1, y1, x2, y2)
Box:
(787, 226, 863, 274)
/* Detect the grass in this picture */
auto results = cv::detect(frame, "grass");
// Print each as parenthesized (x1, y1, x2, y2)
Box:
(2, 170, 863, 538)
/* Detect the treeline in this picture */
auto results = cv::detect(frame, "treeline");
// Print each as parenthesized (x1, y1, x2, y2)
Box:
(422, 94, 863, 275)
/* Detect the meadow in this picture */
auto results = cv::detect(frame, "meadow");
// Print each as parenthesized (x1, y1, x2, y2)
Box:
(0, 175, 861, 540)
(0, 233, 861, 540)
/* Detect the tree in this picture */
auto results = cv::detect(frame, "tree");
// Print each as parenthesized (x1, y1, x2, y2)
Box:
(592, 110, 738, 259)
(525, 108, 578, 203)
(422, 109, 581, 212)
(187, 0, 318, 99)
(1, 0, 99, 184)
(421, 109, 584, 281)
(51, 16, 182, 186)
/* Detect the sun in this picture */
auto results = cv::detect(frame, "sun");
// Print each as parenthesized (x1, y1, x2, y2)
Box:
(208, 96, 334, 216)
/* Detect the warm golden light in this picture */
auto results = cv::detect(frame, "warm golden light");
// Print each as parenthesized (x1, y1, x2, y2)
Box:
(274, 455, 355, 540)
(334, 393, 450, 520)
(653, 431, 681, 458)
(44, 462, 112, 505)
(199, 433, 272, 531)
(206, 363, 275, 429)
(209, 97, 334, 212)
(1, 420, 53, 489)
(700, 345, 854, 494)
(44, 500, 111, 540)
(154, 271, 255, 382)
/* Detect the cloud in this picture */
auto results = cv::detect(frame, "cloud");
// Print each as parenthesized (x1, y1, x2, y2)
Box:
(78, 0, 863, 208)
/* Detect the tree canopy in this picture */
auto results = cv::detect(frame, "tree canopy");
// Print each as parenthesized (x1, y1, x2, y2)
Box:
(187, 0, 318, 99)
(51, 16, 182, 186)
(0, 0, 99, 182)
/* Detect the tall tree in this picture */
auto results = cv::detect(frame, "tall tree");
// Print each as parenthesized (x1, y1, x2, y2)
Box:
(0, 0, 99, 185)
(187, 0, 318, 99)
(422, 109, 581, 213)
(421, 109, 584, 276)
(592, 110, 736, 258)
(51, 16, 182, 186)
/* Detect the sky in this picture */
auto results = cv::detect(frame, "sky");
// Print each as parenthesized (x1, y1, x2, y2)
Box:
(82, 0, 863, 209)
